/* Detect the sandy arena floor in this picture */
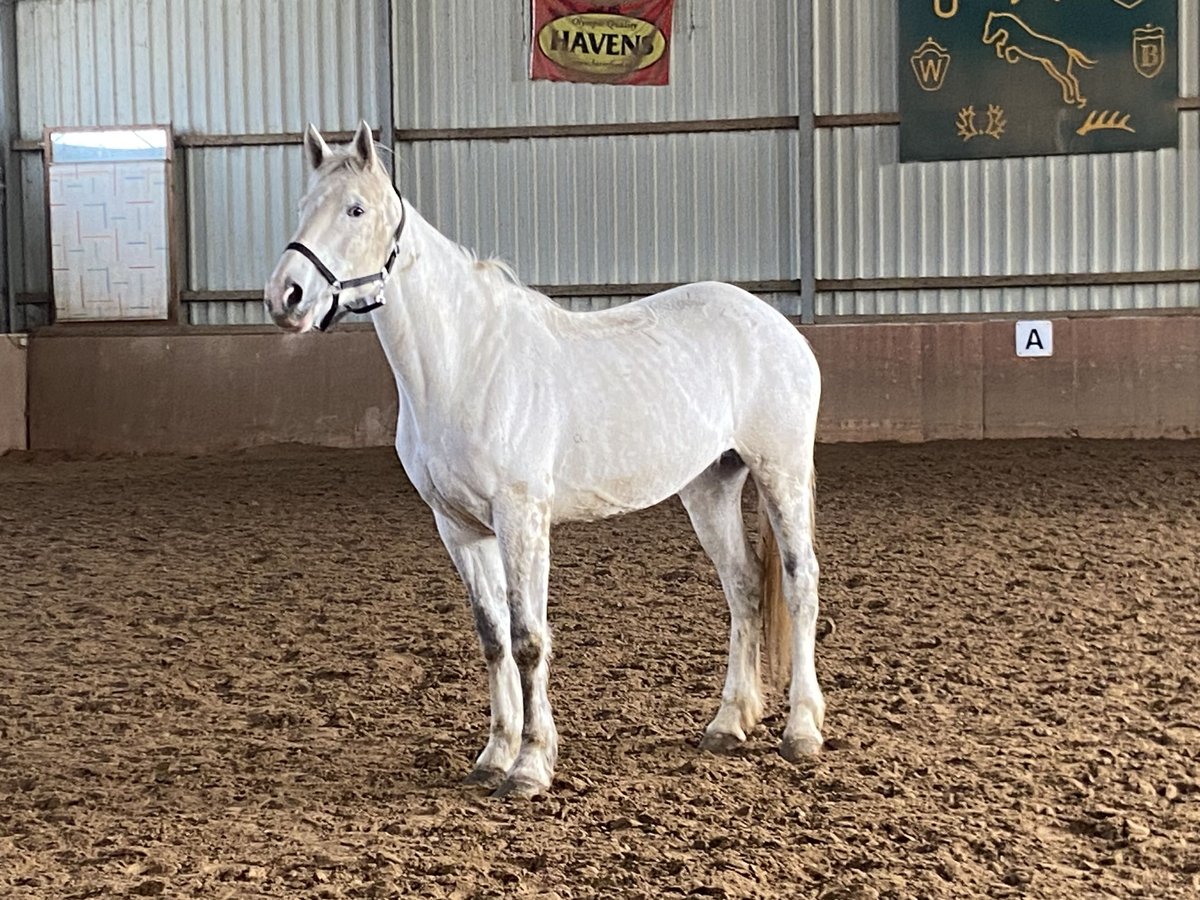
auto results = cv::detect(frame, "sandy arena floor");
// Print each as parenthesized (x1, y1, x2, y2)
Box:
(1, 439, 1198, 899)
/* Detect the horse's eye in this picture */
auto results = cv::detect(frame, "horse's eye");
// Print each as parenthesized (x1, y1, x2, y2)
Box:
(348, 205, 365, 218)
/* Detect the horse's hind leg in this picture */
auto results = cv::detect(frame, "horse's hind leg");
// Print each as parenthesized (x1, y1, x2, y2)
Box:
(1038, 57, 1076, 106)
(434, 513, 522, 787)
(679, 452, 764, 752)
(752, 463, 824, 762)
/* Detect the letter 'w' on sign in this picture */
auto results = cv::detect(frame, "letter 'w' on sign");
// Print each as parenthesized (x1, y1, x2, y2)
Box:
(1016, 320, 1054, 358)
(910, 37, 952, 91)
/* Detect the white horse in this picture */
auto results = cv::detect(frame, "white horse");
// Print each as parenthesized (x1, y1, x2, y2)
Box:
(264, 122, 824, 799)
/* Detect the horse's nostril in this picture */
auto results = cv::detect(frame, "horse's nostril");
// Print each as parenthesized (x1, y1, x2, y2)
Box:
(285, 283, 303, 308)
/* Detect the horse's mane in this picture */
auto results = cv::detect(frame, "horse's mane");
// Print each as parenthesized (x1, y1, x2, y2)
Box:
(458, 245, 524, 289)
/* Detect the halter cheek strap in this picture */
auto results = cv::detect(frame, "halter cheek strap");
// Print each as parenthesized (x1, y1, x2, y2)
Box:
(285, 199, 409, 332)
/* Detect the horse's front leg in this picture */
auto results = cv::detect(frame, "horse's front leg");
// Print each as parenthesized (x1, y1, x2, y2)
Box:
(434, 513, 522, 787)
(491, 498, 557, 799)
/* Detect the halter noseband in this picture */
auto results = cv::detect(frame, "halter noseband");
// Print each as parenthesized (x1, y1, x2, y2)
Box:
(285, 199, 409, 332)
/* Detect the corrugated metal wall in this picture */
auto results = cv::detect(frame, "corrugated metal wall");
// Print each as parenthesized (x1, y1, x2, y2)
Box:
(394, 0, 797, 127)
(398, 132, 799, 289)
(391, 0, 802, 311)
(0, 0, 12, 335)
(6, 0, 1198, 328)
(11, 0, 381, 328)
(812, 0, 1200, 317)
(16, 0, 380, 134)
(15, 153, 48, 329)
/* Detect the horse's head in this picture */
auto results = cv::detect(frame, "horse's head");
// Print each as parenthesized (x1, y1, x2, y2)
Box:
(264, 121, 404, 333)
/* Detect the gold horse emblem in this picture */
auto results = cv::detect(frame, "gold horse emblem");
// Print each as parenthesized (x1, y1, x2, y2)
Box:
(982, 12, 1097, 108)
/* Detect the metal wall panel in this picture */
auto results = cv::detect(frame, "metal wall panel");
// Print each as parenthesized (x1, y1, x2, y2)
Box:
(812, 0, 1200, 317)
(1186, 0, 1200, 95)
(185, 146, 307, 293)
(3, 144, 45, 314)
(10, 0, 1197, 326)
(396, 130, 799, 287)
(393, 0, 798, 129)
(813, 0, 895, 116)
(183, 141, 374, 327)
(0, 0, 13, 334)
(816, 116, 1199, 281)
(13, 0, 382, 324)
(16, 0, 380, 138)
(188, 300, 269, 327)
(15, 301, 49, 332)
(15, 154, 47, 297)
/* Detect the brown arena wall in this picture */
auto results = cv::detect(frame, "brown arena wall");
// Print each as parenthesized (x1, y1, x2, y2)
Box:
(0, 334, 28, 453)
(25, 316, 1200, 454)
(28, 330, 398, 455)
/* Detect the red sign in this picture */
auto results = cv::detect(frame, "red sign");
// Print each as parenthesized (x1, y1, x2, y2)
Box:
(530, 1, 675, 85)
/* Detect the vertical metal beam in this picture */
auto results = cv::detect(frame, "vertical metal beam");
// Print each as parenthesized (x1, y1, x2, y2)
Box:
(0, 0, 18, 333)
(376, 0, 396, 180)
(796, 0, 817, 324)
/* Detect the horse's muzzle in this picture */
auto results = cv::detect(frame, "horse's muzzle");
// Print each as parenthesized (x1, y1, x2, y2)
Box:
(264, 276, 315, 332)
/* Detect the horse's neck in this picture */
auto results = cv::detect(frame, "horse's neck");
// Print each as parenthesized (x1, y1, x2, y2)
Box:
(371, 206, 555, 410)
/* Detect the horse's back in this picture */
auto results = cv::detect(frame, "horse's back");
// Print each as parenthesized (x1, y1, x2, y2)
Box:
(647, 281, 822, 448)
(638, 280, 818, 379)
(553, 279, 819, 451)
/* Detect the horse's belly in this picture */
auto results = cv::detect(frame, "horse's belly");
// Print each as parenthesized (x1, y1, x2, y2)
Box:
(551, 483, 671, 522)
(550, 442, 721, 523)
(546, 363, 741, 521)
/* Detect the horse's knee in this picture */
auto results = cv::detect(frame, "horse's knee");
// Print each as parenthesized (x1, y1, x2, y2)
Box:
(511, 627, 546, 671)
(478, 632, 506, 664)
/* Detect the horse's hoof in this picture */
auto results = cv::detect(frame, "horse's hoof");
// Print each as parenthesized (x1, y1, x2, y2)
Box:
(699, 730, 745, 754)
(465, 766, 506, 788)
(779, 733, 822, 763)
(491, 776, 547, 800)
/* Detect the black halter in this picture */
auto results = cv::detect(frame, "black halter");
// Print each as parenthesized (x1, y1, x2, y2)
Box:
(285, 200, 409, 332)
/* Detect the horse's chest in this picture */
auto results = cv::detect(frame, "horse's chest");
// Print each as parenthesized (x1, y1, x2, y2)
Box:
(397, 444, 496, 528)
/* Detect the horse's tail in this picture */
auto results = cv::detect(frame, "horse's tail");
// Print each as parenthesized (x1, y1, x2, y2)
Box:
(1068, 47, 1098, 68)
(758, 493, 791, 691)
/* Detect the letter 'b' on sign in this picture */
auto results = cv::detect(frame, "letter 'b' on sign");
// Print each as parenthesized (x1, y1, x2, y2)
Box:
(1016, 320, 1053, 357)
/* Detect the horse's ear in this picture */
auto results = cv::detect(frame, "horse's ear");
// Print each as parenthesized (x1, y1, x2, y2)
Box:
(304, 123, 330, 170)
(353, 120, 377, 168)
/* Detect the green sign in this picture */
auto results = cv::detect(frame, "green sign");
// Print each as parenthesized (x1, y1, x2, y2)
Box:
(899, 0, 1179, 162)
